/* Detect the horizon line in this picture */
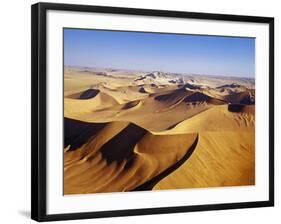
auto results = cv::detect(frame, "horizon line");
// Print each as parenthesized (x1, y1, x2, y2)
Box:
(64, 64, 255, 79)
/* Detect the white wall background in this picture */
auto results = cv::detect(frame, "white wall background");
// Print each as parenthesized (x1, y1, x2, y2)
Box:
(0, 0, 279, 223)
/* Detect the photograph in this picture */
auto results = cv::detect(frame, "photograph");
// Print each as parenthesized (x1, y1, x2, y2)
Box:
(63, 28, 256, 195)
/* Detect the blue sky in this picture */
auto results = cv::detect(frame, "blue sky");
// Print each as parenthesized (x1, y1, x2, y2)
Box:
(64, 28, 255, 77)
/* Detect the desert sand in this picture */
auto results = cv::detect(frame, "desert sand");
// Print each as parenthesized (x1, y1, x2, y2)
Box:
(63, 67, 255, 195)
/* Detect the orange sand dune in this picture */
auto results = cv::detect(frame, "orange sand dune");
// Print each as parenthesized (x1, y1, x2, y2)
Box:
(64, 120, 198, 194)
(151, 104, 255, 189)
(154, 131, 254, 190)
(64, 90, 119, 113)
(157, 104, 254, 134)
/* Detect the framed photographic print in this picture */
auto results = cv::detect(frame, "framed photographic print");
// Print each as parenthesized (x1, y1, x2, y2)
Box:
(31, 2, 274, 222)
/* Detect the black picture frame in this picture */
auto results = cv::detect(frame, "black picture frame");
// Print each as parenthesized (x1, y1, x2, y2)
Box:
(31, 2, 274, 222)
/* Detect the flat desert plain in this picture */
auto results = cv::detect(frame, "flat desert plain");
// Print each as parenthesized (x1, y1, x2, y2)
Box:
(64, 67, 255, 195)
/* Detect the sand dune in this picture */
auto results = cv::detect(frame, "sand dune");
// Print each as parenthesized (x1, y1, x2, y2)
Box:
(64, 120, 198, 194)
(64, 90, 119, 114)
(156, 105, 254, 134)
(153, 132, 254, 190)
(154, 88, 193, 103)
(183, 92, 225, 105)
(64, 67, 255, 194)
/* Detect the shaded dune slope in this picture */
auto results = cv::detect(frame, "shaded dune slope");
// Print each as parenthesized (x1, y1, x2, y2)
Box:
(79, 89, 100, 99)
(154, 88, 225, 106)
(215, 83, 247, 93)
(228, 103, 255, 113)
(183, 92, 225, 105)
(138, 86, 148, 93)
(223, 90, 255, 105)
(154, 88, 193, 103)
(100, 123, 147, 163)
(121, 100, 141, 110)
(64, 118, 107, 151)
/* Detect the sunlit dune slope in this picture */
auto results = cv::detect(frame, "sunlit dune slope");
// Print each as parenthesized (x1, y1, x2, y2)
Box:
(153, 131, 255, 190)
(156, 105, 254, 134)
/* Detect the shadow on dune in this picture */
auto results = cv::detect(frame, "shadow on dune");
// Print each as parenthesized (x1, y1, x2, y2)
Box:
(184, 83, 201, 90)
(228, 103, 255, 114)
(122, 100, 140, 110)
(64, 118, 107, 151)
(166, 120, 186, 130)
(224, 90, 255, 105)
(132, 135, 199, 191)
(100, 123, 147, 163)
(139, 86, 148, 93)
(184, 92, 226, 105)
(154, 88, 189, 102)
(79, 89, 100, 99)
(183, 92, 212, 102)
(228, 104, 245, 112)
